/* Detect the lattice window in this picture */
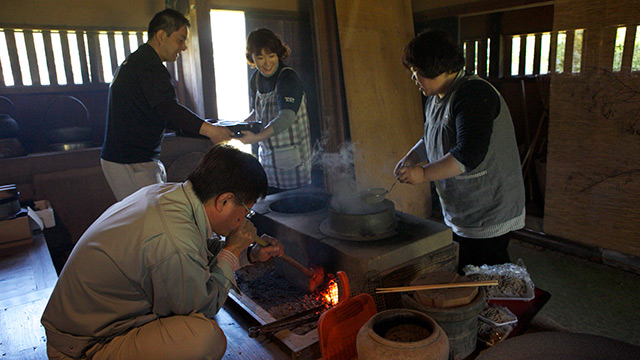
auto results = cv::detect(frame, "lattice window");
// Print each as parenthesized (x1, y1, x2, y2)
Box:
(463, 38, 490, 77)
(0, 27, 147, 87)
(612, 24, 640, 72)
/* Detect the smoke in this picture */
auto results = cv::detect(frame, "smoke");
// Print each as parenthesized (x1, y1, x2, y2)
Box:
(311, 138, 387, 215)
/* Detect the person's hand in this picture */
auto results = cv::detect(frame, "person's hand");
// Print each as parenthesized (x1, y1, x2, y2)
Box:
(394, 156, 413, 176)
(201, 123, 233, 144)
(237, 130, 261, 145)
(249, 234, 285, 263)
(397, 165, 426, 185)
(224, 220, 257, 257)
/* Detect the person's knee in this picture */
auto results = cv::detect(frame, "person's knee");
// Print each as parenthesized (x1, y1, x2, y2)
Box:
(186, 315, 227, 360)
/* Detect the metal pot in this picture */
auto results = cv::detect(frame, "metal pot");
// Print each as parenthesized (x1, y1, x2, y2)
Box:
(319, 199, 397, 241)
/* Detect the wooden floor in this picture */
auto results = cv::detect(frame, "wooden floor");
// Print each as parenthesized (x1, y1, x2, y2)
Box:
(0, 234, 56, 360)
(0, 234, 291, 360)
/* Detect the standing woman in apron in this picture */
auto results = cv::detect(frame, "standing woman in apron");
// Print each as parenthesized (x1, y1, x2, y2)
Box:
(237, 28, 312, 194)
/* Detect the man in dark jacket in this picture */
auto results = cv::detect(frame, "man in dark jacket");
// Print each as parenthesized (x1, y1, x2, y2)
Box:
(101, 8, 231, 201)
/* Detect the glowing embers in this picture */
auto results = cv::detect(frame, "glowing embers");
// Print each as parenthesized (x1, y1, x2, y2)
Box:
(319, 277, 340, 307)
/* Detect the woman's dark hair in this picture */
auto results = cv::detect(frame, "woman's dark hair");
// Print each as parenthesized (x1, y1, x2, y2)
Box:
(187, 145, 268, 205)
(148, 8, 190, 39)
(402, 29, 465, 79)
(245, 28, 291, 64)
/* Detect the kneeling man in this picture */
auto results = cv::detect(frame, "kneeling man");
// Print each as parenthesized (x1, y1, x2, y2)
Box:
(42, 145, 284, 359)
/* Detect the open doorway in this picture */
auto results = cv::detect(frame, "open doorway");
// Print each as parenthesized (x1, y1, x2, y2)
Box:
(210, 9, 252, 153)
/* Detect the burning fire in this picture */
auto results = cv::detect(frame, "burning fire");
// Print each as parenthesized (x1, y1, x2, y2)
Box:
(319, 278, 340, 307)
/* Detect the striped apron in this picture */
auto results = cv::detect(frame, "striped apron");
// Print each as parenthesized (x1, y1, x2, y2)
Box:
(254, 67, 312, 189)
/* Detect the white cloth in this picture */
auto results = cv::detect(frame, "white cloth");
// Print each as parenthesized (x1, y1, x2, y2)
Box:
(100, 158, 167, 201)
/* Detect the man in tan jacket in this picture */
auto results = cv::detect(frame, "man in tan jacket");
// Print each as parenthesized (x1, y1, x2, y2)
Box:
(42, 145, 284, 359)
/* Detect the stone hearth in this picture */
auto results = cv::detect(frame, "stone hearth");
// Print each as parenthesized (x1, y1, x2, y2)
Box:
(250, 187, 456, 297)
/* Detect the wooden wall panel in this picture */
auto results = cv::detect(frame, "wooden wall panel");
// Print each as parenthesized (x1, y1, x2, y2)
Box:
(0, 0, 162, 29)
(545, 71, 640, 256)
(545, 0, 640, 257)
(335, 0, 431, 217)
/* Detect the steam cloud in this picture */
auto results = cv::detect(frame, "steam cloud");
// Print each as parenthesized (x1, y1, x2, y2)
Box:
(311, 138, 388, 215)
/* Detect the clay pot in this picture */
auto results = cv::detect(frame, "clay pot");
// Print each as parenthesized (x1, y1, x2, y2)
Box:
(402, 288, 486, 360)
(356, 309, 449, 360)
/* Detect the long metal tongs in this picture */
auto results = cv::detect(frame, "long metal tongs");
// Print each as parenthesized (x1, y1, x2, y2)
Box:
(248, 304, 326, 338)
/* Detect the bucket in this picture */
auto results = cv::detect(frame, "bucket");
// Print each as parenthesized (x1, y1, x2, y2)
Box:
(402, 288, 486, 360)
(356, 308, 449, 360)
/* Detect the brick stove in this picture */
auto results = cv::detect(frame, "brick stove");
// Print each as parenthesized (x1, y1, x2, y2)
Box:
(228, 186, 458, 359)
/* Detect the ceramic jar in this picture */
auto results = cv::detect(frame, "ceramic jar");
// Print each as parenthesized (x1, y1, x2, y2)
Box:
(356, 309, 449, 360)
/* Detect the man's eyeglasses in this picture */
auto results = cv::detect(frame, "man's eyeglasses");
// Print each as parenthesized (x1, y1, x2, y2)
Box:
(236, 196, 256, 219)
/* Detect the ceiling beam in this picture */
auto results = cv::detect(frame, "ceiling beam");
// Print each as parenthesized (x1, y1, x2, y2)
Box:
(414, 0, 553, 19)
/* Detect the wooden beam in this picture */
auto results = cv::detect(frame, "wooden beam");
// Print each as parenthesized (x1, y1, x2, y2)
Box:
(23, 30, 40, 86)
(123, 31, 131, 57)
(533, 33, 542, 74)
(42, 30, 58, 86)
(467, 40, 477, 73)
(310, 0, 350, 158)
(136, 32, 144, 49)
(60, 30, 74, 85)
(75, 31, 91, 84)
(334, 0, 431, 217)
(548, 30, 557, 74)
(478, 38, 488, 77)
(86, 31, 103, 83)
(620, 25, 636, 73)
(563, 30, 574, 74)
(414, 0, 554, 19)
(488, 12, 502, 78)
(0, 54, 5, 86)
(519, 35, 527, 75)
(4, 29, 24, 86)
(503, 34, 512, 77)
(192, 0, 215, 119)
(598, 26, 617, 70)
(107, 32, 118, 75)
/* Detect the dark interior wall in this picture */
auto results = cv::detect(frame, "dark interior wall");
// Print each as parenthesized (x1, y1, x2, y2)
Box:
(459, 5, 554, 39)
(3, 87, 109, 154)
(0, 0, 161, 28)
(0, 0, 163, 155)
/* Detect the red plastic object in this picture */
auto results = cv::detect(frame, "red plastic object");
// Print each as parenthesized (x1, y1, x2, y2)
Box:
(318, 271, 377, 360)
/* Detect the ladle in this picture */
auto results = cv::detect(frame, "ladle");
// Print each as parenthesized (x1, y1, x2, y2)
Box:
(362, 177, 399, 204)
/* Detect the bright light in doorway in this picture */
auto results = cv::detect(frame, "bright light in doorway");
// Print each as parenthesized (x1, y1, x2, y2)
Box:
(211, 9, 251, 153)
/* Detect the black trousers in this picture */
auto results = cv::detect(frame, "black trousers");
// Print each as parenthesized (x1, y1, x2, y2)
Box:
(454, 232, 512, 274)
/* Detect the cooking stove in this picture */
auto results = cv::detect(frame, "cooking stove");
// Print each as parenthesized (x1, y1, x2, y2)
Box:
(251, 187, 455, 287)
(228, 186, 458, 359)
